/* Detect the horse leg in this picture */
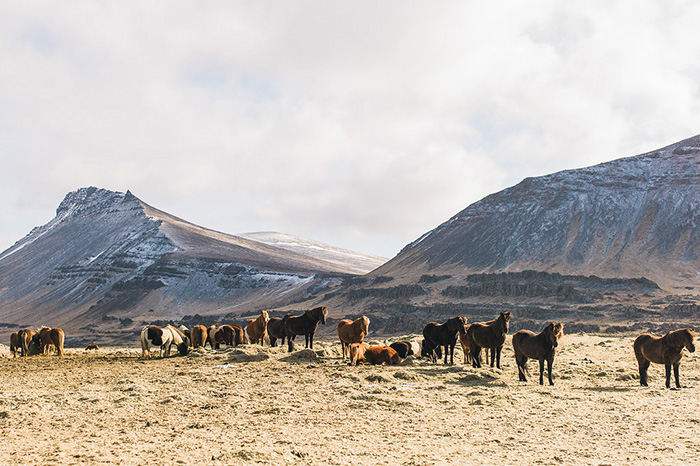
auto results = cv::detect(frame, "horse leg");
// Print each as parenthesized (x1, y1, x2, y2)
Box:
(309, 332, 314, 349)
(673, 363, 681, 389)
(547, 357, 554, 385)
(288, 335, 295, 353)
(516, 354, 527, 382)
(490, 347, 496, 368)
(471, 347, 481, 368)
(270, 337, 276, 347)
(449, 343, 455, 365)
(496, 346, 503, 369)
(665, 364, 672, 389)
(638, 360, 649, 386)
(538, 359, 545, 385)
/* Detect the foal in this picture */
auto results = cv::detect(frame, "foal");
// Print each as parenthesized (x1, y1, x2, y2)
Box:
(512, 322, 564, 385)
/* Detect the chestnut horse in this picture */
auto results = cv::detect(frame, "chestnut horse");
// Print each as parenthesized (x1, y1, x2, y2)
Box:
(349, 343, 400, 366)
(422, 316, 468, 364)
(337, 316, 370, 359)
(267, 317, 286, 347)
(634, 328, 696, 389)
(284, 306, 328, 352)
(17, 328, 36, 357)
(190, 325, 208, 348)
(33, 327, 65, 357)
(246, 310, 270, 345)
(468, 312, 511, 369)
(512, 322, 564, 385)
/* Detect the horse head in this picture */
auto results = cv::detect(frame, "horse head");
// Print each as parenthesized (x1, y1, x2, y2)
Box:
(311, 306, 328, 325)
(668, 328, 696, 352)
(360, 315, 370, 333)
(499, 312, 512, 333)
(546, 322, 564, 348)
(684, 328, 696, 353)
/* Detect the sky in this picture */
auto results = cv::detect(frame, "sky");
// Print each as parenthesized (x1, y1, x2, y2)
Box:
(1, 1, 699, 259)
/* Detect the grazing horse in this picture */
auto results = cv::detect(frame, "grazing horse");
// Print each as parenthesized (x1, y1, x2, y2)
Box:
(337, 316, 370, 359)
(32, 327, 65, 357)
(349, 344, 400, 366)
(141, 324, 189, 358)
(459, 324, 473, 364)
(10, 332, 20, 357)
(267, 317, 286, 347)
(422, 316, 468, 364)
(634, 328, 696, 389)
(190, 325, 208, 349)
(85, 344, 99, 351)
(17, 328, 36, 357)
(215, 325, 244, 347)
(284, 306, 328, 352)
(468, 312, 511, 369)
(206, 325, 220, 349)
(389, 341, 415, 359)
(246, 310, 270, 345)
(512, 322, 564, 385)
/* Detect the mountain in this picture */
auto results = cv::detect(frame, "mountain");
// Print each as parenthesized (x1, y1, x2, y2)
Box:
(238, 231, 386, 275)
(371, 134, 700, 291)
(0, 187, 368, 341)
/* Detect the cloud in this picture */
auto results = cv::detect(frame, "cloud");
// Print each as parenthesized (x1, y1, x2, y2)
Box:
(0, 1, 699, 258)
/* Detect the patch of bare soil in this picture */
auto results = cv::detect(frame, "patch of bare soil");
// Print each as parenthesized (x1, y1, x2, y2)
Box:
(1, 335, 699, 465)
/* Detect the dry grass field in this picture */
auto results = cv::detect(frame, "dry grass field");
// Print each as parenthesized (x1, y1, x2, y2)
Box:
(1, 334, 700, 465)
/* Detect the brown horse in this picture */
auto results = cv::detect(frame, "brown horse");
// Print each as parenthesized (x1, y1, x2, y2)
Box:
(10, 332, 20, 357)
(349, 343, 400, 366)
(33, 327, 65, 357)
(216, 325, 245, 347)
(337, 316, 370, 359)
(17, 328, 35, 357)
(284, 306, 328, 352)
(190, 325, 207, 348)
(634, 328, 696, 389)
(267, 317, 286, 347)
(246, 310, 269, 345)
(422, 316, 468, 364)
(512, 322, 564, 385)
(467, 312, 511, 369)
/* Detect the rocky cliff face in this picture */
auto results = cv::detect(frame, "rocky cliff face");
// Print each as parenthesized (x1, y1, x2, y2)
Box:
(0, 187, 356, 339)
(376, 134, 700, 291)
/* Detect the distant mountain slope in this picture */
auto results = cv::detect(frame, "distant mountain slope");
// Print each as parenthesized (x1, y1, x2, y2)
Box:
(238, 231, 387, 275)
(372, 134, 700, 291)
(0, 187, 361, 339)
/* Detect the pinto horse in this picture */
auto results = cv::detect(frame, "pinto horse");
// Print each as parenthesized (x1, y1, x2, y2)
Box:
(468, 312, 511, 369)
(284, 306, 328, 352)
(246, 310, 270, 345)
(512, 322, 564, 385)
(422, 316, 468, 364)
(267, 317, 286, 347)
(634, 328, 696, 389)
(141, 324, 189, 358)
(337, 316, 370, 359)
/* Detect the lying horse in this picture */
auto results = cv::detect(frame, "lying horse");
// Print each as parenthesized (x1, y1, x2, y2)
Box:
(141, 324, 189, 358)
(267, 317, 286, 347)
(389, 341, 414, 359)
(17, 328, 35, 357)
(422, 316, 468, 364)
(246, 310, 269, 345)
(468, 312, 511, 369)
(512, 322, 564, 385)
(634, 328, 696, 389)
(349, 344, 401, 366)
(285, 306, 328, 352)
(337, 316, 370, 359)
(33, 327, 65, 357)
(10, 332, 20, 357)
(84, 344, 99, 351)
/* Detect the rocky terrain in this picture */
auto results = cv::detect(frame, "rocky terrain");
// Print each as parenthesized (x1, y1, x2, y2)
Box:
(1, 334, 699, 466)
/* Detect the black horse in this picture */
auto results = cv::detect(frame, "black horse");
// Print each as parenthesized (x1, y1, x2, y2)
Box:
(422, 316, 468, 364)
(284, 307, 328, 352)
(267, 317, 286, 347)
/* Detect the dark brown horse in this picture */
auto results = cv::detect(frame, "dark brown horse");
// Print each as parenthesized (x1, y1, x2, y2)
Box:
(634, 328, 696, 389)
(468, 312, 511, 369)
(422, 316, 468, 364)
(284, 306, 328, 352)
(267, 317, 286, 347)
(512, 322, 564, 385)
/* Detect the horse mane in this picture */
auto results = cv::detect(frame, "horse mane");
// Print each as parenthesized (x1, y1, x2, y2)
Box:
(666, 328, 694, 347)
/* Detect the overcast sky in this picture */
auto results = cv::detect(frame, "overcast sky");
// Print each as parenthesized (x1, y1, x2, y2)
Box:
(1, 1, 699, 259)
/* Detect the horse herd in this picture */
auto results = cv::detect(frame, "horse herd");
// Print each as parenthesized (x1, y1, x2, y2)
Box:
(9, 307, 697, 389)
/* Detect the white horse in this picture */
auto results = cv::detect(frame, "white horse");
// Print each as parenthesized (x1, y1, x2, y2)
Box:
(140, 324, 189, 358)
